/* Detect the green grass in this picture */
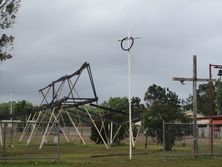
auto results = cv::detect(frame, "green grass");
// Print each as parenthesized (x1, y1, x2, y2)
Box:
(1, 143, 222, 167)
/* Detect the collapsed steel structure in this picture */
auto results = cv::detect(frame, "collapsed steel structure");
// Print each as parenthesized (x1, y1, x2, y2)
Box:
(19, 62, 141, 149)
(39, 62, 98, 108)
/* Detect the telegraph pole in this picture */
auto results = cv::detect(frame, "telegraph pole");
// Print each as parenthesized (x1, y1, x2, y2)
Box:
(173, 55, 212, 158)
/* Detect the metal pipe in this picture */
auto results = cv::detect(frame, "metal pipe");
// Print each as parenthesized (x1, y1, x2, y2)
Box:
(128, 35, 132, 160)
(193, 55, 198, 157)
(209, 64, 213, 155)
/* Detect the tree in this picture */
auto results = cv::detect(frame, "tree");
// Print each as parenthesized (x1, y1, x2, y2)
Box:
(102, 97, 128, 111)
(0, 100, 33, 120)
(0, 101, 12, 116)
(183, 83, 216, 116)
(198, 83, 216, 116)
(181, 95, 192, 111)
(131, 97, 145, 115)
(14, 100, 33, 120)
(144, 84, 189, 150)
(0, 0, 20, 61)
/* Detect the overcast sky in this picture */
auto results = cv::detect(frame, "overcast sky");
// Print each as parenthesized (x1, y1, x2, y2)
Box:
(1, 0, 222, 105)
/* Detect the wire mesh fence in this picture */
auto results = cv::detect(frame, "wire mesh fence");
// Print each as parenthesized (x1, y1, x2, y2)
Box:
(163, 122, 222, 159)
(0, 121, 60, 160)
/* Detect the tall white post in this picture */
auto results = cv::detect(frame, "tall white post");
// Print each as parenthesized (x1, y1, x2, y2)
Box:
(9, 89, 14, 121)
(128, 31, 132, 160)
(110, 122, 113, 145)
(120, 32, 139, 159)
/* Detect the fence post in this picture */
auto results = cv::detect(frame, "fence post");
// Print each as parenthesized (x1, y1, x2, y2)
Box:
(57, 123, 60, 160)
(10, 120, 14, 159)
(163, 120, 165, 161)
(2, 122, 6, 160)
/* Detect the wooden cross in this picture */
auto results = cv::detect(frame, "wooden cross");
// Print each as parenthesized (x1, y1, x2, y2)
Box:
(173, 55, 214, 157)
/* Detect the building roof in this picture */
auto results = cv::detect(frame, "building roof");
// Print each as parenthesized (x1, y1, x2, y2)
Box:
(186, 111, 222, 124)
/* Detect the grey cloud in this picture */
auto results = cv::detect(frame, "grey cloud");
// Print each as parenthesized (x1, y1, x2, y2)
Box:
(1, 0, 222, 104)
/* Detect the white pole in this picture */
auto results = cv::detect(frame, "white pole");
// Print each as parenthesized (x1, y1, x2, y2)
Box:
(84, 105, 109, 149)
(132, 125, 141, 147)
(112, 125, 122, 144)
(0, 123, 2, 146)
(110, 122, 113, 145)
(65, 110, 86, 145)
(27, 112, 41, 145)
(9, 89, 14, 121)
(10, 91, 12, 117)
(128, 31, 132, 160)
(19, 113, 32, 142)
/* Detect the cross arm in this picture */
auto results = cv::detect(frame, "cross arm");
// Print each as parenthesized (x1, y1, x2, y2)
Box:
(173, 77, 216, 83)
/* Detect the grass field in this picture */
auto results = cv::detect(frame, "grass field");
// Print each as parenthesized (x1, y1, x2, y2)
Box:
(1, 143, 222, 167)
(1, 123, 222, 166)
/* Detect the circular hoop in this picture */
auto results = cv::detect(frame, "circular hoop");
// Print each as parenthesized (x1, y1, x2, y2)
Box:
(120, 37, 134, 51)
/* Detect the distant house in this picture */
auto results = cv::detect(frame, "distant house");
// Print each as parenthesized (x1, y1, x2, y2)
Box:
(186, 111, 222, 138)
(185, 110, 205, 121)
(197, 115, 222, 138)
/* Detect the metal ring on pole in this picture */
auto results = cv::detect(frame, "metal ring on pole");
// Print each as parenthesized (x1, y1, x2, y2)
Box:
(120, 37, 134, 51)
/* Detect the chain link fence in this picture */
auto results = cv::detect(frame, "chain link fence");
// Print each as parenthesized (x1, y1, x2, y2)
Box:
(163, 122, 222, 159)
(0, 121, 60, 161)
